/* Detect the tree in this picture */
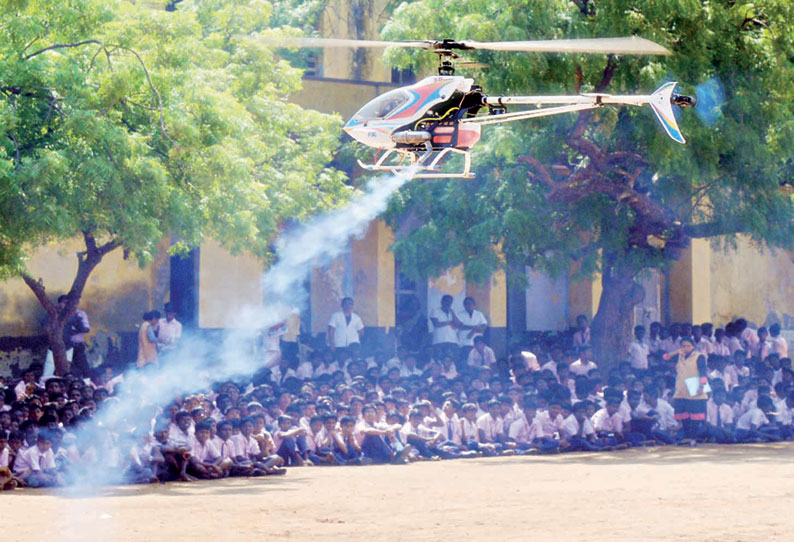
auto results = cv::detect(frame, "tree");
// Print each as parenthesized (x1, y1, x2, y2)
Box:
(0, 0, 348, 375)
(380, 0, 794, 364)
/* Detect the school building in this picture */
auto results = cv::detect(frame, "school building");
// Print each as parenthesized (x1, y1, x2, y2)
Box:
(1, 0, 793, 372)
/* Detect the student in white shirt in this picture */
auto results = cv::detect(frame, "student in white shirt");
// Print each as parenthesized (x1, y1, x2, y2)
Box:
(569, 347, 599, 376)
(429, 295, 460, 357)
(467, 336, 497, 369)
(456, 296, 488, 350)
(769, 323, 788, 359)
(560, 401, 603, 451)
(327, 297, 365, 357)
(735, 395, 778, 442)
(628, 325, 650, 371)
(13, 430, 63, 487)
(158, 302, 182, 353)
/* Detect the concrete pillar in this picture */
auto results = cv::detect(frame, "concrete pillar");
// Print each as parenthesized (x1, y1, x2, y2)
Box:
(669, 238, 712, 323)
(352, 220, 396, 329)
(467, 270, 508, 356)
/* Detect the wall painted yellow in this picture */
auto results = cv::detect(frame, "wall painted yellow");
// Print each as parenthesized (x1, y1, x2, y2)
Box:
(568, 265, 602, 323)
(467, 271, 507, 327)
(710, 236, 794, 328)
(198, 239, 263, 329)
(0, 238, 169, 337)
(670, 238, 712, 323)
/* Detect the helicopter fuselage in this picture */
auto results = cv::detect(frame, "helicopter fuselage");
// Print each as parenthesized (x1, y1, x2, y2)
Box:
(343, 75, 484, 152)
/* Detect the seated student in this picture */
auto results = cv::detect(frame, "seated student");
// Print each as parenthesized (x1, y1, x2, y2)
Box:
(334, 415, 368, 465)
(120, 432, 158, 485)
(0, 430, 19, 490)
(637, 384, 679, 444)
(167, 411, 195, 450)
(458, 402, 497, 456)
(774, 390, 794, 440)
(535, 399, 565, 438)
(560, 401, 604, 452)
(151, 423, 192, 482)
(215, 420, 256, 476)
(735, 395, 780, 442)
(477, 399, 515, 455)
(591, 395, 627, 446)
(401, 409, 459, 460)
(234, 417, 284, 474)
(508, 398, 559, 453)
(704, 388, 736, 443)
(13, 429, 64, 487)
(306, 415, 335, 465)
(354, 405, 409, 464)
(621, 389, 657, 446)
(188, 420, 224, 479)
(273, 415, 307, 466)
(569, 347, 598, 377)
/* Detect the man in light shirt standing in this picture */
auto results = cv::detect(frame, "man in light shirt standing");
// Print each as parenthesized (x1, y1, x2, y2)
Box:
(327, 297, 364, 361)
(430, 294, 460, 361)
(457, 296, 488, 359)
(628, 325, 650, 371)
(158, 302, 183, 360)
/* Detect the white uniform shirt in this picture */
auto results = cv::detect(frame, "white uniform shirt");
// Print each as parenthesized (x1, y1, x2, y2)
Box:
(456, 309, 488, 346)
(628, 340, 650, 370)
(328, 311, 364, 348)
(158, 318, 182, 350)
(560, 414, 595, 439)
(736, 407, 769, 430)
(591, 408, 624, 433)
(429, 307, 458, 344)
(13, 445, 56, 474)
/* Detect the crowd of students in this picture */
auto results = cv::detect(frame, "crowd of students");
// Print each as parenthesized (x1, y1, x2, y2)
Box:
(0, 312, 792, 490)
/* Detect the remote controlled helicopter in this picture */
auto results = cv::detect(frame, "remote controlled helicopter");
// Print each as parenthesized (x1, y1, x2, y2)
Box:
(271, 36, 696, 178)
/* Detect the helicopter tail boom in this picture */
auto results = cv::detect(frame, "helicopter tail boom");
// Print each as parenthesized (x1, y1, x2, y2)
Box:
(474, 82, 689, 143)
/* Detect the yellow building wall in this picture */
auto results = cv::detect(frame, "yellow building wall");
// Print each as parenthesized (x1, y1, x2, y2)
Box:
(290, 78, 398, 120)
(198, 239, 264, 329)
(0, 239, 169, 337)
(670, 238, 712, 323)
(569, 267, 602, 323)
(467, 270, 507, 327)
(710, 236, 794, 327)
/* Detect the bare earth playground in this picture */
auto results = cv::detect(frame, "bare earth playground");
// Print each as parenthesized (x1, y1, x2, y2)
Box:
(3, 443, 792, 542)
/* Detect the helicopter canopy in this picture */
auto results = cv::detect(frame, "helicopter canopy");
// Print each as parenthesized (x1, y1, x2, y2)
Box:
(352, 88, 413, 122)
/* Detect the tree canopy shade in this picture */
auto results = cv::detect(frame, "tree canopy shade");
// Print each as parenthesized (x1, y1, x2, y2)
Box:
(380, 0, 794, 362)
(0, 0, 348, 374)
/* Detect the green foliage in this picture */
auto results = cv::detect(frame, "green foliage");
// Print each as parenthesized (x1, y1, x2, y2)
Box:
(380, 0, 794, 284)
(0, 0, 349, 279)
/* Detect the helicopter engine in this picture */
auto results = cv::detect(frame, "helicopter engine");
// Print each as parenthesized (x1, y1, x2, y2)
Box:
(392, 131, 432, 145)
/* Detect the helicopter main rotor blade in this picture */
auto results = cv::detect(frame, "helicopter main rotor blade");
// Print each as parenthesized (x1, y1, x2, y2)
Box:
(255, 36, 435, 49)
(253, 35, 671, 56)
(461, 37, 671, 56)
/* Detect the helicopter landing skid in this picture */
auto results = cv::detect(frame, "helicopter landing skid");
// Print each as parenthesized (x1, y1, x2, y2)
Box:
(357, 146, 474, 179)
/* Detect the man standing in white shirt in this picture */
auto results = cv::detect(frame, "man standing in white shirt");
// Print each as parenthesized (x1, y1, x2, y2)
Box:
(457, 296, 488, 357)
(158, 302, 183, 358)
(628, 325, 650, 371)
(429, 294, 460, 360)
(327, 297, 364, 361)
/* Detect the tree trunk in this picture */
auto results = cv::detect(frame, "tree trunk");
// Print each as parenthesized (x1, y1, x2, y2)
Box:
(590, 252, 646, 371)
(20, 231, 120, 376)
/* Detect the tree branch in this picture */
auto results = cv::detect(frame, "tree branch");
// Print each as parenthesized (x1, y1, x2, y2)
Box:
(682, 221, 741, 239)
(518, 155, 557, 189)
(6, 131, 20, 169)
(21, 274, 57, 322)
(117, 46, 177, 146)
(24, 40, 102, 60)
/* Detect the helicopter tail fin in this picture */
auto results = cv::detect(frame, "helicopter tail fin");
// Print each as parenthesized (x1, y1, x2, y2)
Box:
(648, 82, 686, 144)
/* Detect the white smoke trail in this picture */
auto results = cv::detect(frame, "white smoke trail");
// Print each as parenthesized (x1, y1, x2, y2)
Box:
(67, 165, 417, 489)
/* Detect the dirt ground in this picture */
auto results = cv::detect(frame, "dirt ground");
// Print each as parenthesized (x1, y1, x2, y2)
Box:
(3, 443, 794, 542)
